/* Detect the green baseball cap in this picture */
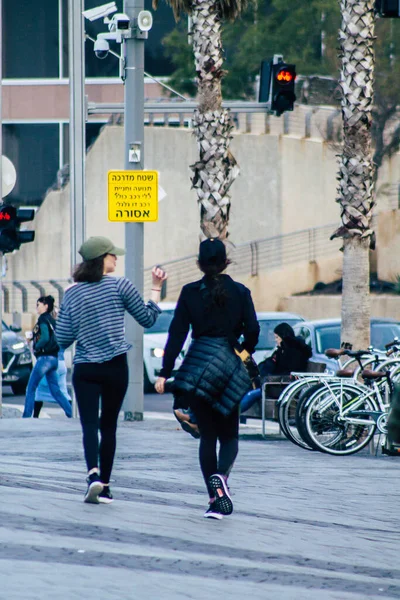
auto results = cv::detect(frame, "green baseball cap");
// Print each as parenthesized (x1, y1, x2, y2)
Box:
(78, 236, 125, 261)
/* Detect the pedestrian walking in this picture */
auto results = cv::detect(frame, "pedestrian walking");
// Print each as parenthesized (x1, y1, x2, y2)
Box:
(155, 238, 259, 520)
(33, 349, 72, 418)
(56, 236, 167, 504)
(22, 296, 72, 419)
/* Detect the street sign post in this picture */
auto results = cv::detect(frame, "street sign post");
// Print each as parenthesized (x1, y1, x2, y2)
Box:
(108, 170, 158, 222)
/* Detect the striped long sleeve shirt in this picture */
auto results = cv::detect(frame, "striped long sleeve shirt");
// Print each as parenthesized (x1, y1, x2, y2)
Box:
(56, 276, 161, 364)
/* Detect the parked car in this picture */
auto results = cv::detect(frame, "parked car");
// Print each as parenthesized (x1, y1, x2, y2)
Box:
(1, 321, 33, 394)
(143, 302, 183, 393)
(253, 312, 305, 364)
(143, 308, 305, 391)
(293, 318, 400, 374)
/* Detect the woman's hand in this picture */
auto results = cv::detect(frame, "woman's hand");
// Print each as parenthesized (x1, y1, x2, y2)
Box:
(155, 377, 166, 394)
(151, 266, 168, 291)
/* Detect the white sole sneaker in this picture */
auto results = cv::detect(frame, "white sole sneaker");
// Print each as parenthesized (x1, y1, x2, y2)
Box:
(98, 496, 114, 504)
(204, 509, 223, 520)
(84, 481, 103, 504)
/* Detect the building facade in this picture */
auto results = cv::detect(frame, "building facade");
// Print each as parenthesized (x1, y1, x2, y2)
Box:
(2, 0, 176, 206)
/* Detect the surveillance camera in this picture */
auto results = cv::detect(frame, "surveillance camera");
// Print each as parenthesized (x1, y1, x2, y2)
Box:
(94, 37, 110, 59)
(82, 1, 117, 22)
(137, 10, 153, 32)
(108, 12, 130, 32)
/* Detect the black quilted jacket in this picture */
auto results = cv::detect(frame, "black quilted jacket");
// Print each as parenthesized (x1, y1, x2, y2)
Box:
(173, 336, 252, 416)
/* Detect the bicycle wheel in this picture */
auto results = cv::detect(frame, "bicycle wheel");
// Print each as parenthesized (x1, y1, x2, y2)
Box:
(278, 380, 320, 450)
(304, 386, 378, 455)
(295, 380, 356, 450)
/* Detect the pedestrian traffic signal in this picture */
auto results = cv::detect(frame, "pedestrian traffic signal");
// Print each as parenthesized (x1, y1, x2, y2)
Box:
(271, 63, 296, 116)
(0, 204, 35, 253)
(258, 56, 296, 117)
(376, 0, 400, 17)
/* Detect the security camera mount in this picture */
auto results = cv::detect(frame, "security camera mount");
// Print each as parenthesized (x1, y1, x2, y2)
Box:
(82, 1, 117, 22)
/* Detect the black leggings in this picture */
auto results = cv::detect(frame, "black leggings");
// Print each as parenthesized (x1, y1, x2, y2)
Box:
(72, 353, 129, 484)
(190, 398, 239, 496)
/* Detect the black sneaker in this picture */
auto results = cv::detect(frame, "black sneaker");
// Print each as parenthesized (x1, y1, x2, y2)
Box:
(204, 502, 223, 520)
(99, 486, 114, 504)
(208, 474, 233, 515)
(84, 473, 103, 504)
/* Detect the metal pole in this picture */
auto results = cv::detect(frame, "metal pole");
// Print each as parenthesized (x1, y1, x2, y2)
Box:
(68, 0, 86, 419)
(0, 0, 3, 418)
(68, 0, 86, 271)
(123, 0, 145, 421)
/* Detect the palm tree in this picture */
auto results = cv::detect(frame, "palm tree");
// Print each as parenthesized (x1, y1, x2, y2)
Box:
(153, 0, 246, 239)
(331, 0, 376, 350)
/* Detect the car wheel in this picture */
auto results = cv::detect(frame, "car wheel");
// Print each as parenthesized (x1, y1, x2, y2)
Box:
(11, 381, 28, 395)
(143, 366, 154, 394)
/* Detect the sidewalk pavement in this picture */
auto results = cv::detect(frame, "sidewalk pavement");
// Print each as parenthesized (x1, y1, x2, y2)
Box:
(0, 414, 400, 600)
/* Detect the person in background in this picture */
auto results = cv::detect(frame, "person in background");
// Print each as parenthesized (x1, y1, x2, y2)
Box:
(155, 238, 259, 520)
(56, 236, 167, 505)
(259, 322, 312, 377)
(22, 296, 72, 419)
(240, 322, 312, 413)
(33, 349, 71, 418)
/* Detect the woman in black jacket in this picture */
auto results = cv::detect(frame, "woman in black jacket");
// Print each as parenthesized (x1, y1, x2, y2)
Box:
(22, 295, 72, 419)
(155, 238, 259, 520)
(260, 322, 312, 377)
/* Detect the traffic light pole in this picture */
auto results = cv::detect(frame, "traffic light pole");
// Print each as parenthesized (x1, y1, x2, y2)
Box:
(0, 0, 3, 418)
(123, 0, 145, 421)
(69, 0, 86, 420)
(69, 0, 86, 270)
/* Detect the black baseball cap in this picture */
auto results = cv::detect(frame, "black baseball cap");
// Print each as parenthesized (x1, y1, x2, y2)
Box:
(198, 238, 227, 265)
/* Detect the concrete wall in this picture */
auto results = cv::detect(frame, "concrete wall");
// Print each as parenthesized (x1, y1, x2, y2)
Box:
(377, 209, 400, 283)
(5, 121, 400, 309)
(280, 294, 400, 321)
(240, 255, 342, 311)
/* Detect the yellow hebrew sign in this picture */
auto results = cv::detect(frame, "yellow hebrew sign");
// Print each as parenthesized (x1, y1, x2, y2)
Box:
(108, 170, 158, 222)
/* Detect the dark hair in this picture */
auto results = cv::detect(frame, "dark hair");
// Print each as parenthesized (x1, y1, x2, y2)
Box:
(73, 254, 106, 283)
(198, 258, 232, 307)
(37, 295, 55, 313)
(274, 322, 295, 339)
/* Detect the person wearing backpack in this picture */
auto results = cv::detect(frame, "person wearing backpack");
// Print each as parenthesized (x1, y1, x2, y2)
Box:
(22, 295, 72, 419)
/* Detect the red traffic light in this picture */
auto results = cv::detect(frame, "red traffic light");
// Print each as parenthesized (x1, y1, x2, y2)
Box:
(0, 205, 16, 224)
(276, 69, 296, 84)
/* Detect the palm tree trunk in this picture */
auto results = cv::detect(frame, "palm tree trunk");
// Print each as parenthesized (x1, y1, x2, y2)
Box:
(334, 0, 376, 349)
(190, 0, 239, 240)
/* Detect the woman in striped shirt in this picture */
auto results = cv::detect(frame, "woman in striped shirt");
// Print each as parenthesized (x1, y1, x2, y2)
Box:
(56, 236, 166, 504)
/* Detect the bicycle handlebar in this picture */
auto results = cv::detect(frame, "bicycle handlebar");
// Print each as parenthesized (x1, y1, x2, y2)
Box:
(385, 337, 399, 350)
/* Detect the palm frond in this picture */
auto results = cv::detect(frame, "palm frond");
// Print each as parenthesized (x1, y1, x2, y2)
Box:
(152, 0, 192, 20)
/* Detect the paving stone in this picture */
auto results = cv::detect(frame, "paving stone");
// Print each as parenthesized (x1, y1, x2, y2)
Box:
(0, 417, 399, 599)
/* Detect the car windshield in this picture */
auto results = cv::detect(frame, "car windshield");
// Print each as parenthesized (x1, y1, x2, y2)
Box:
(315, 326, 341, 354)
(144, 311, 175, 335)
(371, 323, 400, 349)
(256, 319, 301, 350)
(315, 322, 400, 353)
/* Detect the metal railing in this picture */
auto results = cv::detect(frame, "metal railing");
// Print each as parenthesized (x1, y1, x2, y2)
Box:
(144, 223, 341, 300)
(2, 279, 73, 316)
(100, 102, 343, 142)
(3, 224, 341, 315)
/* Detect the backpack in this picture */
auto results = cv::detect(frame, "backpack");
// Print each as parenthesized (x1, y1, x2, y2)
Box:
(34, 319, 60, 356)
